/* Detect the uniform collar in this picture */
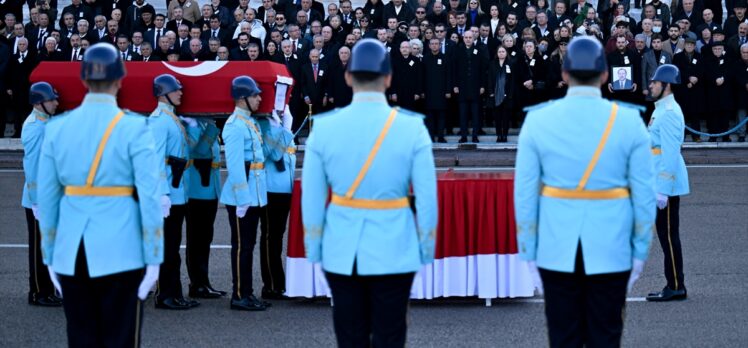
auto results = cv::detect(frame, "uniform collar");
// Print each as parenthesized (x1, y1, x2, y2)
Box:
(82, 93, 118, 105)
(352, 92, 387, 104)
(565, 86, 602, 98)
(158, 101, 175, 112)
(234, 106, 252, 118)
(654, 93, 675, 108)
(32, 108, 50, 120)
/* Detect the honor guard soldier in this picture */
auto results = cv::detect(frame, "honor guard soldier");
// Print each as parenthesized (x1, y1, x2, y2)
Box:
(257, 107, 296, 300)
(645, 64, 691, 302)
(302, 39, 438, 348)
(185, 118, 227, 299)
(221, 76, 271, 311)
(514, 36, 656, 347)
(22, 82, 62, 307)
(149, 74, 202, 310)
(37, 43, 163, 348)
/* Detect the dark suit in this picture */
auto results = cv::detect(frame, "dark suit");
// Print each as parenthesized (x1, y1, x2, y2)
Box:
(547, 14, 571, 31)
(363, 2, 385, 27)
(39, 49, 65, 61)
(144, 27, 168, 47)
(28, 27, 50, 51)
(64, 46, 86, 62)
(703, 53, 734, 137)
(300, 61, 328, 113)
(294, 9, 323, 25)
(475, 36, 498, 58)
(452, 44, 488, 139)
(383, 2, 415, 23)
(390, 54, 423, 111)
(137, 54, 161, 62)
(77, 32, 99, 45)
(166, 19, 194, 33)
(116, 50, 142, 62)
(324, 60, 353, 109)
(5, 50, 38, 137)
(123, 4, 155, 36)
(180, 49, 209, 61)
(229, 46, 250, 60)
(281, 54, 306, 132)
(607, 48, 642, 105)
(59, 4, 95, 31)
(672, 50, 705, 135)
(201, 28, 230, 47)
(422, 51, 452, 139)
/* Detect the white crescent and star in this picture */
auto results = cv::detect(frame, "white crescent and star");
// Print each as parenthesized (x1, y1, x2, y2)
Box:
(160, 61, 229, 76)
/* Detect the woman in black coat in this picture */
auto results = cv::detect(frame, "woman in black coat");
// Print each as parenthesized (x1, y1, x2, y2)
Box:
(546, 37, 569, 100)
(515, 39, 549, 114)
(363, 0, 385, 28)
(487, 46, 516, 142)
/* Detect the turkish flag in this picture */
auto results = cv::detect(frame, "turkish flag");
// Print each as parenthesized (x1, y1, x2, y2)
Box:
(30, 61, 294, 115)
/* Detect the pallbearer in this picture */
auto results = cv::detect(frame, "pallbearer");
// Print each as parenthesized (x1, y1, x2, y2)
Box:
(185, 117, 227, 299)
(22, 82, 62, 307)
(149, 74, 201, 310)
(645, 64, 691, 302)
(221, 76, 271, 311)
(258, 106, 296, 300)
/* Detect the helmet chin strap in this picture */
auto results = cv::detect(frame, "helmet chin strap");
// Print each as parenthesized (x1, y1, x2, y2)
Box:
(244, 97, 252, 114)
(165, 93, 176, 107)
(40, 102, 53, 117)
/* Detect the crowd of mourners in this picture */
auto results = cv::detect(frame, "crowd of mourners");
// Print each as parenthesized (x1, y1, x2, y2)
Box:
(1, 0, 747, 142)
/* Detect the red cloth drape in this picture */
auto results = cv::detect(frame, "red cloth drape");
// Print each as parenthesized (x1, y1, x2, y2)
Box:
(286, 171, 518, 259)
(29, 61, 293, 114)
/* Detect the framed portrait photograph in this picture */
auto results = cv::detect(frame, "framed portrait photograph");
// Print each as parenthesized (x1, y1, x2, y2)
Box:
(611, 66, 634, 91)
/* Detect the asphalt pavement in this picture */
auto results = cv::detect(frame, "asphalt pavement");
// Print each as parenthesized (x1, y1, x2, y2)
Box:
(0, 165, 746, 347)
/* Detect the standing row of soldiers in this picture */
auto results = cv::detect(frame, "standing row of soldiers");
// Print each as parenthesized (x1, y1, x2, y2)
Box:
(22, 43, 296, 345)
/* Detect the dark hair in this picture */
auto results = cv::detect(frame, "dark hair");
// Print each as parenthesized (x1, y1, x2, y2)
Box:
(351, 71, 383, 82)
(651, 33, 663, 41)
(568, 70, 601, 84)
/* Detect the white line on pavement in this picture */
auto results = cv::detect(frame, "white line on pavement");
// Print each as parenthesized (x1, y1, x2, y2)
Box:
(506, 297, 646, 303)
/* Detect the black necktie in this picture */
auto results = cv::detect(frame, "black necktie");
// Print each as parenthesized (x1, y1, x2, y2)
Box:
(72, 48, 78, 61)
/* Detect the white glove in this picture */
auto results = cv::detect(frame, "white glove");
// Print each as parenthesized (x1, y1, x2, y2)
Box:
(31, 204, 40, 220)
(179, 116, 198, 127)
(47, 266, 62, 297)
(236, 204, 250, 218)
(627, 258, 645, 292)
(527, 261, 544, 296)
(137, 264, 160, 300)
(656, 193, 668, 210)
(160, 195, 171, 218)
